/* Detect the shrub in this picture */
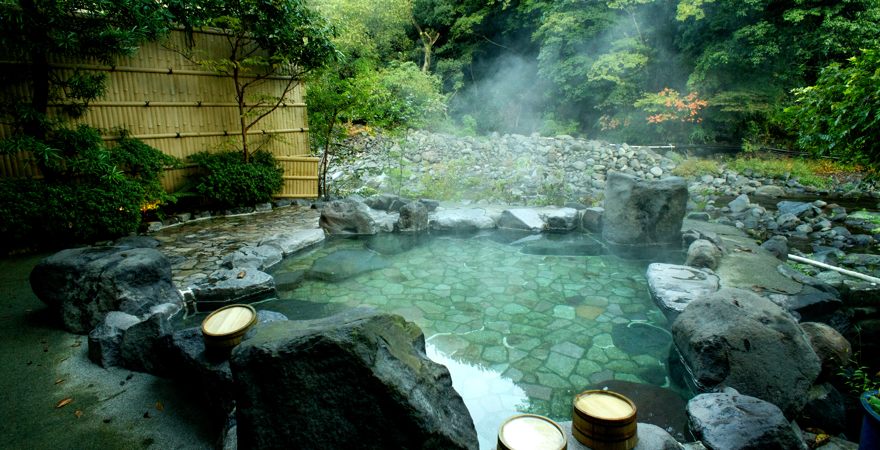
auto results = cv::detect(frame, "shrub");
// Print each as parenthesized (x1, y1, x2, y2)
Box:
(787, 49, 880, 167)
(188, 150, 283, 207)
(670, 158, 721, 178)
(0, 126, 176, 251)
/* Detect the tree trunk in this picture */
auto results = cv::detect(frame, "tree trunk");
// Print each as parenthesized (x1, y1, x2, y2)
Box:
(233, 63, 249, 163)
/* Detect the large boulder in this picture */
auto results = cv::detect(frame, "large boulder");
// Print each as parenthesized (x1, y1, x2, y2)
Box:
(166, 310, 289, 421)
(88, 311, 142, 367)
(220, 245, 282, 271)
(230, 309, 477, 449)
(672, 288, 821, 417)
(30, 246, 182, 334)
(685, 239, 722, 270)
(800, 322, 851, 380)
(497, 208, 546, 232)
(601, 172, 688, 248)
(540, 207, 579, 231)
(646, 263, 719, 322)
(429, 208, 496, 231)
(319, 198, 379, 235)
(191, 268, 275, 310)
(397, 201, 429, 232)
(687, 390, 807, 450)
(260, 229, 326, 256)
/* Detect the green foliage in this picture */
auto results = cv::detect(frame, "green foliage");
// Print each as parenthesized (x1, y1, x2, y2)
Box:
(727, 156, 836, 189)
(670, 158, 721, 178)
(787, 49, 880, 167)
(840, 361, 880, 414)
(0, 0, 172, 133)
(188, 150, 283, 207)
(168, 0, 337, 159)
(0, 126, 175, 250)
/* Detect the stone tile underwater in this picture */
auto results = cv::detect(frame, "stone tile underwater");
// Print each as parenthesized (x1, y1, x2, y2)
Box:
(266, 232, 681, 450)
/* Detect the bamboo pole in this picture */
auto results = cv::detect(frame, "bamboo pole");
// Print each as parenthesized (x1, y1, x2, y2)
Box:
(100, 128, 309, 141)
(48, 101, 306, 108)
(788, 254, 880, 285)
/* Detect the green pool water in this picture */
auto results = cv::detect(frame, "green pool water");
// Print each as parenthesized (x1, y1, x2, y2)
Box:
(266, 231, 681, 449)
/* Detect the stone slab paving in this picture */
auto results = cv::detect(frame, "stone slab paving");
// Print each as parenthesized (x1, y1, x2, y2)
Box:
(149, 205, 320, 288)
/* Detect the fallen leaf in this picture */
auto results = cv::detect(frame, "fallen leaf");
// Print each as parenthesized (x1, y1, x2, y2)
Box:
(237, 270, 247, 279)
(155, 401, 164, 412)
(74, 409, 83, 418)
(55, 398, 73, 409)
(70, 341, 81, 348)
(54, 379, 64, 385)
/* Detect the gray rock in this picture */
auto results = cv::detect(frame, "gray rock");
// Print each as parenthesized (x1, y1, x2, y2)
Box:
(799, 382, 846, 435)
(646, 264, 720, 322)
(685, 239, 722, 270)
(113, 236, 161, 249)
(230, 309, 477, 449)
(769, 288, 842, 322)
(168, 327, 234, 418)
(366, 208, 399, 233)
(88, 311, 141, 367)
(418, 199, 440, 211)
(687, 390, 807, 450)
(777, 201, 818, 218)
(800, 322, 852, 380)
(192, 268, 275, 309)
(120, 303, 181, 374)
(397, 201, 429, 232)
(307, 250, 390, 282)
(429, 208, 496, 231)
(30, 247, 182, 334)
(259, 229, 325, 256)
(364, 193, 407, 211)
(581, 207, 604, 233)
(602, 172, 688, 247)
(760, 236, 789, 261)
(672, 288, 821, 417)
(540, 207, 579, 231)
(755, 185, 786, 197)
(319, 198, 379, 235)
(497, 208, 546, 231)
(221, 245, 283, 271)
(727, 194, 751, 214)
(776, 213, 801, 230)
(558, 421, 682, 450)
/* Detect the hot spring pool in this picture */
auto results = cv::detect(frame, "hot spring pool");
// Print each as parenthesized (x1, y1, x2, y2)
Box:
(263, 230, 685, 448)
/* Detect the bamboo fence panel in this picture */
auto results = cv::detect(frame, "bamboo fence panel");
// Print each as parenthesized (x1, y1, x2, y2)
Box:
(1, 28, 316, 198)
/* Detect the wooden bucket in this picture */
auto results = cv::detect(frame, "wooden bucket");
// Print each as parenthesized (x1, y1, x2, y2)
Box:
(571, 390, 638, 450)
(201, 304, 257, 350)
(497, 414, 567, 450)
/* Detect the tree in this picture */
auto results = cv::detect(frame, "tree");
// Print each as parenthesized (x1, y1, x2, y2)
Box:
(787, 48, 880, 166)
(0, 0, 171, 136)
(167, 0, 337, 162)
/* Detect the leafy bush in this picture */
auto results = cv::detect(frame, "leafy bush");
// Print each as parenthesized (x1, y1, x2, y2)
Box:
(188, 150, 283, 207)
(787, 49, 880, 166)
(0, 126, 172, 250)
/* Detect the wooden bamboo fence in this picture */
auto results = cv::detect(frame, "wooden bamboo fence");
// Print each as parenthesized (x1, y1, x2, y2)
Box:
(0, 28, 318, 198)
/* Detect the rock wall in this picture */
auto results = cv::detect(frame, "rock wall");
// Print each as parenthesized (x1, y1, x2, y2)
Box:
(331, 131, 676, 204)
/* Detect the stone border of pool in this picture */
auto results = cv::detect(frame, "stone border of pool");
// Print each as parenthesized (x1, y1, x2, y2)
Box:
(27, 186, 872, 449)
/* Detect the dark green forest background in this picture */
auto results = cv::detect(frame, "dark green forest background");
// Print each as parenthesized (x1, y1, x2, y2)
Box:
(308, 0, 879, 165)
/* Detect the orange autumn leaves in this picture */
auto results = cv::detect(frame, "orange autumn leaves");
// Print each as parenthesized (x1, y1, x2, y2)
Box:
(636, 88, 708, 124)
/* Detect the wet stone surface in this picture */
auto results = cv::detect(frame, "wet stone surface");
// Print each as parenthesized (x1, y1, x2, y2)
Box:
(269, 231, 683, 449)
(150, 206, 321, 288)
